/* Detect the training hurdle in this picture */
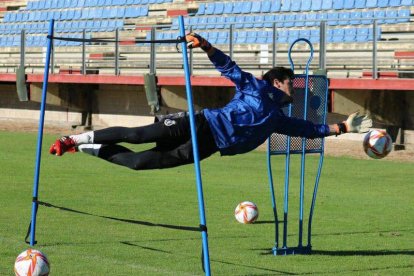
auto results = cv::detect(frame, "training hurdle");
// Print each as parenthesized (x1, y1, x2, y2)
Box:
(26, 16, 212, 275)
(267, 38, 329, 255)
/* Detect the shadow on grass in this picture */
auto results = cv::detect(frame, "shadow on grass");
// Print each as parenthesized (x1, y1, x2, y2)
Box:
(257, 247, 414, 256)
(38, 201, 200, 232)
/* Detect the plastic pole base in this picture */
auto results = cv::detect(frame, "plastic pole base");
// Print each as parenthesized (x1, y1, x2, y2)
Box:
(272, 245, 312, 256)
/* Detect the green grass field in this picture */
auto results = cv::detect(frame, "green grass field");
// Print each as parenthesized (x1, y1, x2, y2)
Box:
(1, 131, 413, 275)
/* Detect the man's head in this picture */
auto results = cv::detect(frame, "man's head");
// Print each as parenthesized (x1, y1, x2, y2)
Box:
(263, 67, 294, 97)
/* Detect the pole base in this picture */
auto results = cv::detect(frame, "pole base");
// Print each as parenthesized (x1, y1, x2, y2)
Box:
(272, 245, 312, 255)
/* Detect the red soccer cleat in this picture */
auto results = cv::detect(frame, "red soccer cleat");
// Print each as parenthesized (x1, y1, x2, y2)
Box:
(49, 136, 76, 156)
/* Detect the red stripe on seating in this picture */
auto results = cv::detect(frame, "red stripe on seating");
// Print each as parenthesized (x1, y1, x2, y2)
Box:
(167, 10, 188, 17)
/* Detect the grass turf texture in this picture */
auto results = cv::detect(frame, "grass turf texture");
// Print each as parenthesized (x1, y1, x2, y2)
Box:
(1, 131, 413, 275)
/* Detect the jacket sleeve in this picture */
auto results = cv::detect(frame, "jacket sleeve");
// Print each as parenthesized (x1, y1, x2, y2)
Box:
(208, 48, 248, 89)
(274, 115, 330, 139)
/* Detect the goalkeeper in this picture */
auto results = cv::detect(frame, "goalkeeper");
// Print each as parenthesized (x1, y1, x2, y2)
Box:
(49, 33, 372, 170)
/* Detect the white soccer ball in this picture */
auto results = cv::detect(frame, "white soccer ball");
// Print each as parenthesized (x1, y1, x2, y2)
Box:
(234, 201, 259, 224)
(14, 249, 50, 276)
(363, 129, 392, 159)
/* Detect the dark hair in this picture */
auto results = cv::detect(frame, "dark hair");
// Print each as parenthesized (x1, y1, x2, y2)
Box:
(262, 67, 294, 85)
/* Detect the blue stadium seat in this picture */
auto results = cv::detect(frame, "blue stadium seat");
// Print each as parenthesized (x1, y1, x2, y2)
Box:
(361, 10, 374, 24)
(224, 16, 236, 28)
(301, 0, 312, 11)
(368, 26, 381, 40)
(397, 9, 410, 22)
(317, 12, 328, 23)
(321, 0, 333, 10)
(366, 0, 378, 7)
(330, 28, 345, 42)
(197, 17, 207, 29)
(205, 3, 215, 15)
(389, 0, 401, 6)
(374, 10, 386, 24)
(350, 11, 362, 25)
(271, 0, 281, 12)
(224, 2, 233, 14)
(385, 9, 398, 23)
(290, 0, 301, 11)
(214, 2, 224, 14)
(196, 3, 205, 15)
(344, 0, 355, 9)
(288, 29, 299, 43)
(206, 17, 216, 29)
(277, 30, 288, 43)
(215, 16, 226, 28)
(305, 13, 318, 27)
(356, 28, 369, 41)
(246, 31, 256, 43)
(401, 0, 413, 5)
(310, 29, 320, 43)
(251, 2, 261, 13)
(295, 13, 306, 27)
(327, 12, 339, 25)
(216, 31, 228, 44)
(244, 15, 254, 28)
(354, 0, 366, 8)
(300, 29, 311, 40)
(256, 30, 270, 44)
(274, 14, 285, 27)
(235, 31, 247, 44)
(311, 0, 322, 11)
(280, 0, 291, 12)
(260, 1, 271, 12)
(241, 2, 252, 14)
(235, 16, 245, 28)
(377, 0, 389, 6)
(253, 15, 265, 28)
(284, 14, 295, 27)
(233, 2, 243, 14)
(207, 32, 218, 44)
(332, 0, 344, 9)
(264, 14, 275, 27)
(337, 12, 350, 25)
(344, 28, 356, 42)
(125, 6, 139, 17)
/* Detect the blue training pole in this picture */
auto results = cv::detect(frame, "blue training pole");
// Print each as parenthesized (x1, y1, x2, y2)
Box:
(178, 16, 211, 275)
(29, 19, 54, 246)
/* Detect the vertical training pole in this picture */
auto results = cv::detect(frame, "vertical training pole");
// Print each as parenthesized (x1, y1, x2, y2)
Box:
(178, 16, 211, 275)
(29, 19, 54, 246)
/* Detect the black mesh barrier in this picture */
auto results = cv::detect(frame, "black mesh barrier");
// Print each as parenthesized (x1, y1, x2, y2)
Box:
(269, 74, 328, 154)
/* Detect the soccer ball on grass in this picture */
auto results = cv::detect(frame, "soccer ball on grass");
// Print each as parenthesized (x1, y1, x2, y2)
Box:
(14, 249, 50, 276)
(235, 201, 259, 224)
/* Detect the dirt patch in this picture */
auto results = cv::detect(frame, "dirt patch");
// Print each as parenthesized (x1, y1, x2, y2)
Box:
(1, 119, 413, 163)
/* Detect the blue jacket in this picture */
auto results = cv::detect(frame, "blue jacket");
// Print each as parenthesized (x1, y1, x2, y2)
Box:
(203, 49, 330, 156)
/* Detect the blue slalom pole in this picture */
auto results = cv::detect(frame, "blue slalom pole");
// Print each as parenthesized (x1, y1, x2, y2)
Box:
(178, 16, 211, 275)
(29, 19, 54, 246)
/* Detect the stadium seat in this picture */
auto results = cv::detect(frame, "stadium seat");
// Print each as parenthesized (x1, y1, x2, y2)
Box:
(300, 29, 311, 40)
(368, 27, 381, 40)
(264, 14, 275, 28)
(295, 13, 306, 27)
(344, 28, 357, 42)
(366, 0, 378, 7)
(337, 12, 350, 25)
(260, 1, 271, 12)
(311, 0, 322, 10)
(208, 32, 219, 44)
(356, 27, 369, 41)
(205, 3, 214, 15)
(333, 0, 344, 9)
(206, 17, 217, 29)
(214, 2, 224, 14)
(196, 3, 205, 15)
(290, 0, 301, 11)
(374, 10, 386, 24)
(385, 9, 398, 23)
(244, 16, 255, 28)
(344, 0, 355, 9)
(321, 0, 333, 10)
(309, 29, 320, 43)
(270, 0, 281, 12)
(251, 2, 261, 13)
(235, 16, 245, 28)
(401, 0, 413, 5)
(241, 2, 252, 14)
(327, 12, 339, 25)
(224, 16, 236, 28)
(223, 2, 233, 14)
(284, 14, 295, 27)
(389, 0, 401, 6)
(215, 16, 226, 28)
(301, 0, 312, 11)
(256, 30, 271, 44)
(305, 13, 318, 27)
(397, 9, 411, 22)
(277, 30, 288, 43)
(350, 11, 362, 25)
(216, 31, 228, 44)
(233, 2, 243, 14)
(361, 10, 374, 24)
(281, 0, 291, 12)
(354, 0, 366, 8)
(274, 14, 285, 27)
(288, 29, 299, 43)
(377, 0, 389, 6)
(235, 31, 247, 44)
(197, 17, 207, 30)
(246, 31, 256, 43)
(330, 28, 345, 42)
(253, 15, 265, 28)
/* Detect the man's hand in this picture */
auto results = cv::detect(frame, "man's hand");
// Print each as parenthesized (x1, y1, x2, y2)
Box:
(185, 32, 212, 52)
(344, 111, 372, 133)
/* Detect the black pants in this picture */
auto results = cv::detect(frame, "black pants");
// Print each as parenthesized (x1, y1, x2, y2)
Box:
(93, 113, 219, 170)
